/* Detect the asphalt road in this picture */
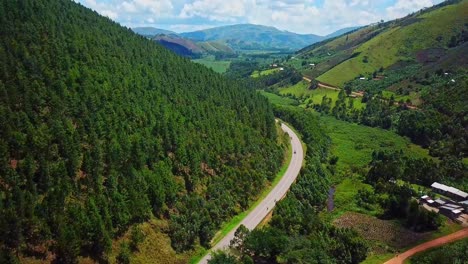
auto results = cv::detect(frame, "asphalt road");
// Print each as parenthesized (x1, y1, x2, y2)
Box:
(199, 122, 304, 264)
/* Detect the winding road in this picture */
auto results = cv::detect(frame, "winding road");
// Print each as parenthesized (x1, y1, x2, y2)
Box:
(199, 122, 304, 264)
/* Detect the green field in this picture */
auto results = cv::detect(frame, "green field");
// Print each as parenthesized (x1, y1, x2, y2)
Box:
(258, 91, 298, 106)
(278, 80, 310, 96)
(193, 55, 231, 73)
(278, 81, 366, 109)
(321, 115, 431, 169)
(251, 67, 281, 77)
(319, 114, 431, 219)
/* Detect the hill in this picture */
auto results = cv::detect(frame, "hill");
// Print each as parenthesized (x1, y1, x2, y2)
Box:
(132, 27, 175, 36)
(294, 0, 468, 87)
(180, 24, 324, 51)
(151, 34, 204, 57)
(0, 0, 283, 262)
(151, 34, 235, 58)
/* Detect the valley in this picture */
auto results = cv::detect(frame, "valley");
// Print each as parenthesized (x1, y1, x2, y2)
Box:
(1, 0, 466, 264)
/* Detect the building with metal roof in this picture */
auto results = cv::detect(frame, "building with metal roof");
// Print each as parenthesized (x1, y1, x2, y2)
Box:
(431, 182, 468, 201)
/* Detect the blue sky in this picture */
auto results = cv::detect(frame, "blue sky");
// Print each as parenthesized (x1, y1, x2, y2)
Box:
(77, 0, 444, 35)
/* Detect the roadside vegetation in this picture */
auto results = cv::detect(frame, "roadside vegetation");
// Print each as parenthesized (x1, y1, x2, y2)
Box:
(407, 238, 468, 264)
(209, 107, 369, 264)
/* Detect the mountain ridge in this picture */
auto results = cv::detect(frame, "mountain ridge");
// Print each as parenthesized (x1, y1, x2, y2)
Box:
(133, 24, 360, 51)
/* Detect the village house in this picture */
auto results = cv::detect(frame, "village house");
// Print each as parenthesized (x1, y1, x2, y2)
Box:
(431, 182, 468, 201)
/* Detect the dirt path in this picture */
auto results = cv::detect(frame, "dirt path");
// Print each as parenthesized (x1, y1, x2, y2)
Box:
(318, 82, 340, 91)
(383, 228, 468, 264)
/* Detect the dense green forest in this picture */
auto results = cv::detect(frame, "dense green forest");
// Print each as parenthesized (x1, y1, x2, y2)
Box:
(0, 0, 284, 262)
(210, 107, 369, 263)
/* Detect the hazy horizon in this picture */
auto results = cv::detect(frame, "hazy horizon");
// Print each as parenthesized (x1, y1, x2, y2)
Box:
(76, 0, 444, 36)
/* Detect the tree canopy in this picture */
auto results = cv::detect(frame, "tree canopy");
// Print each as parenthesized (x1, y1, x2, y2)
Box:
(0, 0, 283, 261)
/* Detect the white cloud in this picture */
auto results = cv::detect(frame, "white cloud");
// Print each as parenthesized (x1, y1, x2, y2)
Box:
(386, 0, 437, 19)
(180, 0, 252, 22)
(168, 23, 214, 32)
(247, 0, 380, 35)
(80, 0, 174, 24)
(77, 0, 445, 35)
(101, 9, 119, 19)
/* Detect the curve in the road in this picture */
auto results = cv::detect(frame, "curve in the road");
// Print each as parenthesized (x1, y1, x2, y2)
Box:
(198, 122, 304, 264)
(383, 227, 468, 264)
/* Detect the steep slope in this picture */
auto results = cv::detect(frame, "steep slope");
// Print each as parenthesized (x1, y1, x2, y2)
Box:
(0, 0, 283, 262)
(296, 0, 468, 87)
(151, 34, 235, 58)
(152, 34, 204, 57)
(181, 24, 324, 50)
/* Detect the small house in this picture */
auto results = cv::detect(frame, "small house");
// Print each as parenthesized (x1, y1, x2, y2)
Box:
(434, 199, 446, 207)
(439, 204, 463, 219)
(459, 200, 468, 210)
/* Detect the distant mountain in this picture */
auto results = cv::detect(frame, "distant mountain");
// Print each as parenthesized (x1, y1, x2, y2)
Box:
(132, 27, 175, 36)
(180, 24, 324, 51)
(132, 24, 362, 52)
(325, 26, 362, 39)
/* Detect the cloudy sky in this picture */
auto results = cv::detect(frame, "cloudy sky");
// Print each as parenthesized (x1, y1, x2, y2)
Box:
(76, 0, 444, 35)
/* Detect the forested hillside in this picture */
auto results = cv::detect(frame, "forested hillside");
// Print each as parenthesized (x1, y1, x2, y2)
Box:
(0, 0, 283, 262)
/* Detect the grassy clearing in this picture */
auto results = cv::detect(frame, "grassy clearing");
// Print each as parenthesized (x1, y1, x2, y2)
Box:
(189, 121, 296, 263)
(320, 115, 430, 170)
(361, 253, 395, 264)
(193, 56, 231, 73)
(278, 82, 366, 109)
(331, 177, 380, 218)
(106, 219, 193, 264)
(382, 90, 421, 106)
(334, 212, 433, 249)
(258, 91, 298, 106)
(251, 68, 281, 78)
(278, 80, 311, 96)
